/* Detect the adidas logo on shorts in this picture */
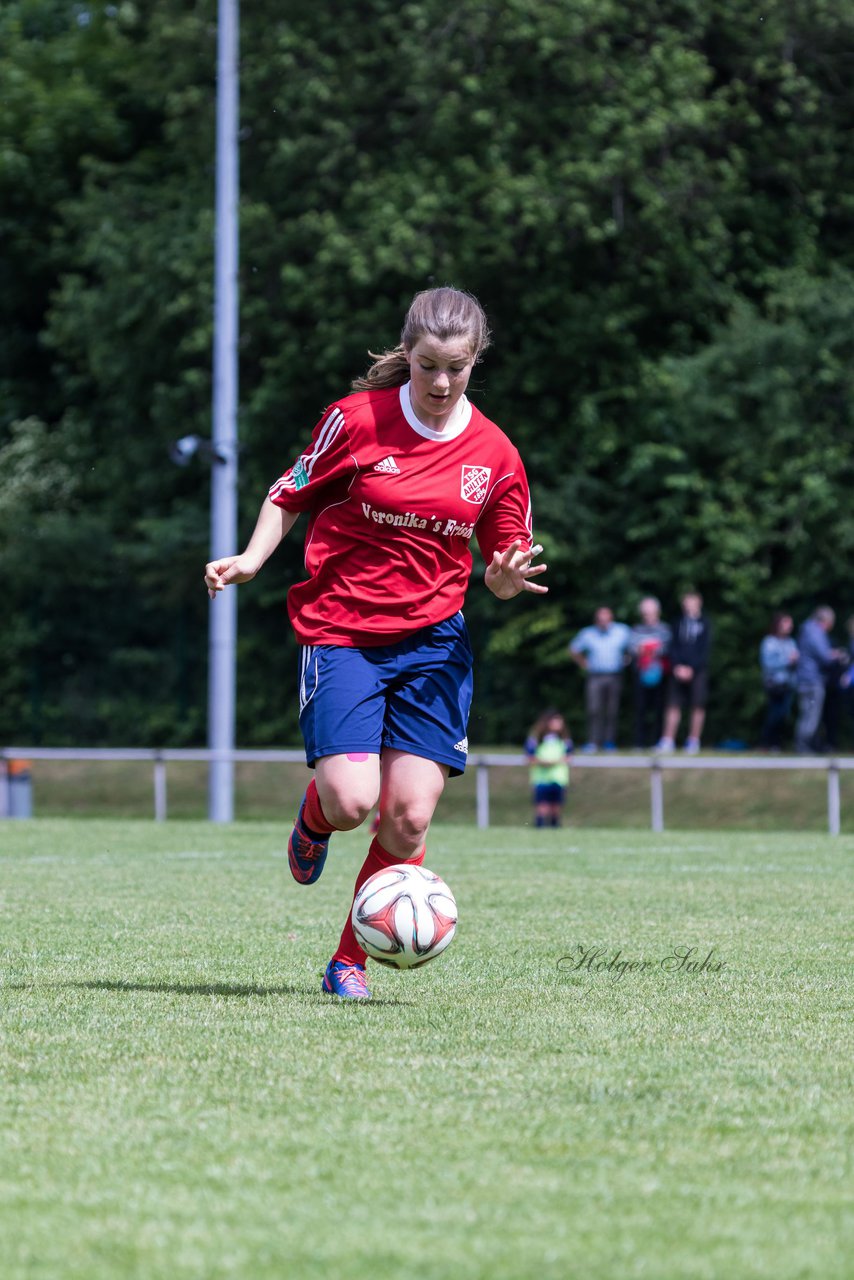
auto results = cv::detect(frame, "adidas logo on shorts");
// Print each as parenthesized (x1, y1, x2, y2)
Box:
(453, 738, 468, 754)
(373, 455, 400, 474)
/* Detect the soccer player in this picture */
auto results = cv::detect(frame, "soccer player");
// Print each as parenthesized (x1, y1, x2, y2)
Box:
(204, 287, 547, 999)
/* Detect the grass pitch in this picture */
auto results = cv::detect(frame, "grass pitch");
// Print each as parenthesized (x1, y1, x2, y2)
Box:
(1, 821, 852, 1280)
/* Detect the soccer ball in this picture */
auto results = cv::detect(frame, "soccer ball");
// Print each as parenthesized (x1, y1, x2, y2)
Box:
(351, 864, 457, 969)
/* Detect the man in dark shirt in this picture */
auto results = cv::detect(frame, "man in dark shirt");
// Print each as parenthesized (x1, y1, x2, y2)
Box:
(656, 591, 712, 754)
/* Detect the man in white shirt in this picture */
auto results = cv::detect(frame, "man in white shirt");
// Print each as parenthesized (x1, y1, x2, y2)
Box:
(569, 606, 632, 751)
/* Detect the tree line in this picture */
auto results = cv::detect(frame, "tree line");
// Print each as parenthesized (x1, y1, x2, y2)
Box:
(2, 0, 854, 748)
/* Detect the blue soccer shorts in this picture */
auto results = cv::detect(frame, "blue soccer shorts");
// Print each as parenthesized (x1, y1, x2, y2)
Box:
(533, 782, 567, 805)
(297, 612, 474, 777)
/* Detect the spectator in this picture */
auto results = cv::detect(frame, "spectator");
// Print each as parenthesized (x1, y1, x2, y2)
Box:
(794, 606, 844, 754)
(630, 596, 672, 748)
(840, 616, 854, 739)
(821, 650, 850, 752)
(569, 606, 632, 752)
(759, 613, 798, 751)
(656, 591, 712, 754)
(524, 710, 573, 828)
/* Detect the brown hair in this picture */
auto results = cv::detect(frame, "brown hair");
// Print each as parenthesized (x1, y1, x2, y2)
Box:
(768, 611, 792, 637)
(351, 287, 492, 391)
(528, 708, 569, 744)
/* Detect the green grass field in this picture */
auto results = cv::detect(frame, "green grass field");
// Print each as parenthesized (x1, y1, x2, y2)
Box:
(1, 821, 852, 1279)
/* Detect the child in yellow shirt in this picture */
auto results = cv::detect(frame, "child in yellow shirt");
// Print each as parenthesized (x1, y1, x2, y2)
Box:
(524, 710, 573, 828)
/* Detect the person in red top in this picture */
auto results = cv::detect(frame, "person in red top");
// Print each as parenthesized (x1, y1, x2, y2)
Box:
(205, 287, 546, 999)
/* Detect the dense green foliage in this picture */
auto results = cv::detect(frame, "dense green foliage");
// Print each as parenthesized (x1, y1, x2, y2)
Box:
(3, 0, 854, 745)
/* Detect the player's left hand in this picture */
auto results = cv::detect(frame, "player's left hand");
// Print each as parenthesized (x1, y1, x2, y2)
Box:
(485, 541, 548, 600)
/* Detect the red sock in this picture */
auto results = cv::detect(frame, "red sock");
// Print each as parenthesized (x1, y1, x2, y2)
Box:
(301, 777, 335, 836)
(332, 836, 425, 966)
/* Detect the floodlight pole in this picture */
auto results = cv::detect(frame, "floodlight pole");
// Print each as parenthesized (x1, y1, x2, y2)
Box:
(208, 0, 239, 822)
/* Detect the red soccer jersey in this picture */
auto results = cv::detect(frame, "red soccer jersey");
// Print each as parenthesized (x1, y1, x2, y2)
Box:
(268, 383, 533, 646)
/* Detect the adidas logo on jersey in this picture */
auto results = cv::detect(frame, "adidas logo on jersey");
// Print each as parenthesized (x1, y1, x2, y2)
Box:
(453, 738, 469, 754)
(373, 456, 400, 474)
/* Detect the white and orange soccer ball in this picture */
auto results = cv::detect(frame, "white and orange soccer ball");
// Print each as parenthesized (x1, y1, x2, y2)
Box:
(351, 864, 458, 969)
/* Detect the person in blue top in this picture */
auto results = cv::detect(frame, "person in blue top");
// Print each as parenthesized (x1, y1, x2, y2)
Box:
(839, 615, 854, 741)
(569, 606, 632, 751)
(524, 709, 574, 827)
(794, 606, 844, 754)
(759, 613, 799, 750)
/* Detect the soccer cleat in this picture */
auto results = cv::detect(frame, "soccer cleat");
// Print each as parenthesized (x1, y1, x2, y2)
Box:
(322, 959, 371, 1000)
(684, 737, 701, 755)
(287, 797, 331, 885)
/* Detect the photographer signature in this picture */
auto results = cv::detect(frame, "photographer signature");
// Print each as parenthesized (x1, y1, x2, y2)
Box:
(557, 944, 726, 980)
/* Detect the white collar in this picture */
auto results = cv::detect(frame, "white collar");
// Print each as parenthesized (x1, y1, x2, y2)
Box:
(399, 382, 472, 441)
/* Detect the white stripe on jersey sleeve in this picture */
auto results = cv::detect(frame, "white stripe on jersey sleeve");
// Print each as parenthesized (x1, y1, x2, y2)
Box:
(268, 407, 345, 496)
(305, 408, 344, 479)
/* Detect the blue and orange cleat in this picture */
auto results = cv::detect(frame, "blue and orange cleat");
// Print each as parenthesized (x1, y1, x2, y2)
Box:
(322, 959, 371, 1000)
(287, 796, 331, 885)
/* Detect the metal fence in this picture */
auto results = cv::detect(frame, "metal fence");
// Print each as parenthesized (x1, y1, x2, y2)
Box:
(473, 751, 853, 834)
(3, 746, 854, 833)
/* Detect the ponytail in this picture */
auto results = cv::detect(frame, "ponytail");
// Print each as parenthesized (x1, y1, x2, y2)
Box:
(351, 345, 411, 391)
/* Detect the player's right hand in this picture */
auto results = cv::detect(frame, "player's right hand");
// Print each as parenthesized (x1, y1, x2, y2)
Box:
(204, 555, 258, 598)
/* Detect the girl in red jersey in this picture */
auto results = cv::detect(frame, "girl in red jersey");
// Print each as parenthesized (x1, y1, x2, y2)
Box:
(204, 287, 546, 999)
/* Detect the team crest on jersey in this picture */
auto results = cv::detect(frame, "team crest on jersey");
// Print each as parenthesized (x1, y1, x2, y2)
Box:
(460, 465, 491, 505)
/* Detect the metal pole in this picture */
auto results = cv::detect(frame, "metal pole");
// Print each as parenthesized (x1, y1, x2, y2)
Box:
(154, 758, 168, 822)
(651, 762, 664, 833)
(476, 762, 490, 829)
(828, 764, 840, 836)
(208, 0, 239, 822)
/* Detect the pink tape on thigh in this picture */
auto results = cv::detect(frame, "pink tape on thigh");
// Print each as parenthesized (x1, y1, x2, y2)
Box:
(346, 752, 370, 762)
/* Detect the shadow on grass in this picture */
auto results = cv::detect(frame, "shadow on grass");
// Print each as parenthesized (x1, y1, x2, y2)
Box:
(4, 977, 413, 1007)
(75, 978, 303, 998)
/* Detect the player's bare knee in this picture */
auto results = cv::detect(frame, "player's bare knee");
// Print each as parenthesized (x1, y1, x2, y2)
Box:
(321, 791, 375, 831)
(384, 810, 430, 852)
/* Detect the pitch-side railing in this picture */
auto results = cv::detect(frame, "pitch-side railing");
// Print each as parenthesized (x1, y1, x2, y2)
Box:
(1, 747, 853, 834)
